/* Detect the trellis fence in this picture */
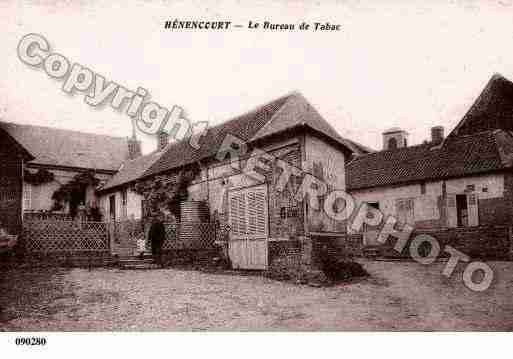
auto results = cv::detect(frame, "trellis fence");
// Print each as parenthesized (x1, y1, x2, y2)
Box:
(23, 219, 109, 254)
(22, 218, 228, 259)
(111, 220, 228, 253)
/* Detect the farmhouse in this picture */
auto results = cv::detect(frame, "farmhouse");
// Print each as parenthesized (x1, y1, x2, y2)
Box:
(97, 130, 167, 221)
(346, 74, 513, 248)
(126, 92, 370, 269)
(0, 121, 133, 221)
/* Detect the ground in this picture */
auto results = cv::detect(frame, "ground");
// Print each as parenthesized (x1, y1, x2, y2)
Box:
(1, 260, 512, 331)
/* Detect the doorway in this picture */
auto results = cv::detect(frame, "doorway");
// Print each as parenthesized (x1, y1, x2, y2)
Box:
(228, 184, 269, 270)
(456, 194, 468, 227)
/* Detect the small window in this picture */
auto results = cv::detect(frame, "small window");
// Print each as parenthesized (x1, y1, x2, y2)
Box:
(420, 182, 426, 195)
(280, 207, 287, 219)
(482, 187, 488, 193)
(367, 202, 379, 210)
(466, 184, 475, 192)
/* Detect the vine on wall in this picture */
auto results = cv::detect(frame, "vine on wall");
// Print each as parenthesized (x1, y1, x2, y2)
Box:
(134, 165, 199, 221)
(51, 170, 100, 211)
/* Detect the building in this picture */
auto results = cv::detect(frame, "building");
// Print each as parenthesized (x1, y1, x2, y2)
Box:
(97, 148, 164, 221)
(0, 121, 133, 220)
(346, 74, 513, 241)
(0, 127, 34, 235)
(131, 92, 369, 269)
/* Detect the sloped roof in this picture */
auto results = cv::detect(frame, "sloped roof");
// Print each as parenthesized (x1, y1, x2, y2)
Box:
(145, 92, 370, 178)
(100, 150, 164, 191)
(0, 121, 129, 171)
(347, 130, 513, 190)
(0, 126, 34, 161)
(449, 74, 513, 138)
(250, 92, 367, 154)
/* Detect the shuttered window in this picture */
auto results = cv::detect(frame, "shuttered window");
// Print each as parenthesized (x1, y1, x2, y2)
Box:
(396, 198, 415, 225)
(229, 185, 268, 237)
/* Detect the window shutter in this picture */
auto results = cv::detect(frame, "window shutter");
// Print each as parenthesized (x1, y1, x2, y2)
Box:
(467, 194, 479, 227)
(446, 194, 457, 228)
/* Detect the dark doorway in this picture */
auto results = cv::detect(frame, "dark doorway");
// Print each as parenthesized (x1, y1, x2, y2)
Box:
(69, 188, 86, 219)
(456, 194, 468, 227)
(109, 195, 116, 221)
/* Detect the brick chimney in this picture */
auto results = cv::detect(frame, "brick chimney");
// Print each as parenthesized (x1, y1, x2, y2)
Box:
(127, 136, 142, 160)
(383, 127, 409, 150)
(431, 126, 444, 145)
(157, 130, 169, 151)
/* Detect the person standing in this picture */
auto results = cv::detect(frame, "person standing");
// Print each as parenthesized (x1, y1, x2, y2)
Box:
(148, 213, 166, 267)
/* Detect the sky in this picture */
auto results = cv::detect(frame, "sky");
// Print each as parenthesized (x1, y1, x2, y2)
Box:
(1, 0, 513, 154)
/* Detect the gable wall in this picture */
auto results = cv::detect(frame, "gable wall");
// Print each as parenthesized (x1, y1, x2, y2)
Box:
(304, 133, 347, 232)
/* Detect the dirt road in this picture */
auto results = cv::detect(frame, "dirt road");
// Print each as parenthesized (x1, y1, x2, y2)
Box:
(1, 260, 512, 330)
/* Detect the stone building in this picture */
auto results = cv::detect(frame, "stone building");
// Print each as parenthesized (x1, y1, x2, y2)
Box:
(346, 74, 513, 245)
(131, 92, 369, 269)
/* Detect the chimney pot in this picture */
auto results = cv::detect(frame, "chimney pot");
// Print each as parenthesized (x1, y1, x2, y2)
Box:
(158, 130, 169, 151)
(127, 137, 142, 160)
(382, 127, 409, 150)
(431, 126, 444, 145)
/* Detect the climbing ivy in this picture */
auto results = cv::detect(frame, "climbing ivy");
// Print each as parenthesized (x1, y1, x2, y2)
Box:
(51, 170, 100, 209)
(134, 165, 199, 221)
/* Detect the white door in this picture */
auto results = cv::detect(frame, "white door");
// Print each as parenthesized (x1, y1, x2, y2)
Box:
(446, 194, 458, 228)
(467, 193, 479, 227)
(228, 184, 269, 270)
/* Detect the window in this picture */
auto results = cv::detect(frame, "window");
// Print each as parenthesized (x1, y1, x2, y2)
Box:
(367, 202, 379, 210)
(420, 182, 426, 195)
(396, 198, 415, 225)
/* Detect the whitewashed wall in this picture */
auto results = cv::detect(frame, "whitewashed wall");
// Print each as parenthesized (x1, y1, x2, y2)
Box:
(349, 173, 505, 228)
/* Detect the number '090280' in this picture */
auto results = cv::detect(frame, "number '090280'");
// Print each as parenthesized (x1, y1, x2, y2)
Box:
(15, 337, 47, 346)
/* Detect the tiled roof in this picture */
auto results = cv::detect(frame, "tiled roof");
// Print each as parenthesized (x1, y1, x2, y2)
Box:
(347, 130, 513, 190)
(0, 121, 129, 171)
(144, 92, 369, 178)
(100, 150, 164, 191)
(449, 74, 513, 138)
(0, 126, 34, 161)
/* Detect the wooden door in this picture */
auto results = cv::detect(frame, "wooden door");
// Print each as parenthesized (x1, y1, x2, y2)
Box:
(467, 193, 479, 227)
(228, 184, 269, 270)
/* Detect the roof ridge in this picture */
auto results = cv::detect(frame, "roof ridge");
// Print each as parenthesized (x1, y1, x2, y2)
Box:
(0, 120, 128, 141)
(248, 92, 300, 142)
(211, 91, 296, 130)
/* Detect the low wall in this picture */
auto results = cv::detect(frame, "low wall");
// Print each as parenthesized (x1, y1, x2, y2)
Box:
(337, 226, 512, 260)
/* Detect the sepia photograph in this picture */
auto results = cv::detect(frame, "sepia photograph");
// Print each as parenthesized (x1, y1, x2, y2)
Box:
(1, 0, 512, 357)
